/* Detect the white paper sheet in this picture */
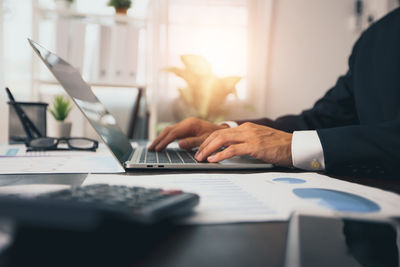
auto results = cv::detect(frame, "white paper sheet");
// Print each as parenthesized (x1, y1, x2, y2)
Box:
(83, 172, 400, 224)
(0, 184, 70, 197)
(0, 144, 124, 174)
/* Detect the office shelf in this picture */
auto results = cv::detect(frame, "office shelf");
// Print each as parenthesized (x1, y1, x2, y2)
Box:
(32, 2, 147, 96)
(36, 79, 146, 90)
(31, 0, 149, 139)
(37, 7, 146, 27)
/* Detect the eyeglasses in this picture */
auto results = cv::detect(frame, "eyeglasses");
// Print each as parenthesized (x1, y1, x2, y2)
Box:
(26, 137, 98, 152)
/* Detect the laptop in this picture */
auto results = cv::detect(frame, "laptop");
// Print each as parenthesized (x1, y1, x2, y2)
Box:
(29, 39, 274, 170)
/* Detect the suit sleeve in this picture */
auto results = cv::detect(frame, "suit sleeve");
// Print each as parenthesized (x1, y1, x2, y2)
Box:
(308, 32, 400, 178)
(317, 120, 400, 178)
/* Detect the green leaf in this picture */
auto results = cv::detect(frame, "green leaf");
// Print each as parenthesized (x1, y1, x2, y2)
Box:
(107, 0, 131, 9)
(48, 95, 72, 121)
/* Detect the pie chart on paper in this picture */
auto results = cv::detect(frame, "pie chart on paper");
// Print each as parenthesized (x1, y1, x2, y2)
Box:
(293, 188, 380, 213)
(273, 177, 306, 184)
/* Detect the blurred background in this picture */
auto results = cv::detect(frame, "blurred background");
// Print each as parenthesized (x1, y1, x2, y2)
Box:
(0, 0, 399, 143)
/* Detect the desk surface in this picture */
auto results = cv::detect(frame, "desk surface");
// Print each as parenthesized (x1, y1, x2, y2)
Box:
(0, 172, 398, 267)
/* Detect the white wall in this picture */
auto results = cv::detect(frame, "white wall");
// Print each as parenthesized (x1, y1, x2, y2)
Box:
(263, 0, 394, 119)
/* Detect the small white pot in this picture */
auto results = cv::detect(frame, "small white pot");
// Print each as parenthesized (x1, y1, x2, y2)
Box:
(52, 121, 72, 138)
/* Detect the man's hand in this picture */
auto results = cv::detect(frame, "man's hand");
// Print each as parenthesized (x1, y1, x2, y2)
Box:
(149, 118, 229, 151)
(195, 122, 293, 167)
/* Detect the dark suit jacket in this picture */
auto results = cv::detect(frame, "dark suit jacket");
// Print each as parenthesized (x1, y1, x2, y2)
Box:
(241, 8, 400, 178)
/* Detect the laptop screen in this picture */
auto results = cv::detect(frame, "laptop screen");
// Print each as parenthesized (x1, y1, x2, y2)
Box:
(29, 39, 133, 166)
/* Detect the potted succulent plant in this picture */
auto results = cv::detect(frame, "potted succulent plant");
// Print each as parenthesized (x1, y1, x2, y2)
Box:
(164, 55, 241, 122)
(107, 0, 132, 15)
(48, 95, 73, 138)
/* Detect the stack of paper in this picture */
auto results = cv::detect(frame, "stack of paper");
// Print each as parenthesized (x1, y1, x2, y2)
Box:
(0, 145, 123, 174)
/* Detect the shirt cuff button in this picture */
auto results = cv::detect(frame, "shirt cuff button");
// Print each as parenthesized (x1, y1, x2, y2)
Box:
(310, 160, 321, 170)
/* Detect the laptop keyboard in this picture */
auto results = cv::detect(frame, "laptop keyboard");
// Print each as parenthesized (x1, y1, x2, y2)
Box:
(139, 149, 199, 164)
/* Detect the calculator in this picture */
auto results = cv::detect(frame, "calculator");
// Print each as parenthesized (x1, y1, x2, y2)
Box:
(0, 184, 200, 229)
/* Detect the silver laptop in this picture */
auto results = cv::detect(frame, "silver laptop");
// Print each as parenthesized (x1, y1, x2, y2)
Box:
(29, 39, 273, 170)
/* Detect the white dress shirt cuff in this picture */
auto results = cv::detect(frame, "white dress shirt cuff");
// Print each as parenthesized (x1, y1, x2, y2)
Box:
(219, 121, 238, 128)
(291, 130, 325, 171)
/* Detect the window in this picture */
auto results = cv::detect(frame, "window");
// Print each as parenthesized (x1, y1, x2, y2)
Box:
(167, 0, 249, 99)
(148, 0, 273, 136)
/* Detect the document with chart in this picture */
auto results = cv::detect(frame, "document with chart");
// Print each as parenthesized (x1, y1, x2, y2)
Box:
(83, 172, 400, 224)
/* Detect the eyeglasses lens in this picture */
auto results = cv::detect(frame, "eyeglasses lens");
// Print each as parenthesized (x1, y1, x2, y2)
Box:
(29, 137, 57, 148)
(68, 139, 96, 149)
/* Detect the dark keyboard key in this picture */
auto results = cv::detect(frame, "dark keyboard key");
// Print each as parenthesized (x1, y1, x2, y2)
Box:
(139, 150, 146, 163)
(188, 151, 197, 158)
(157, 152, 170, 163)
(167, 150, 183, 163)
(146, 151, 157, 163)
(178, 151, 197, 163)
